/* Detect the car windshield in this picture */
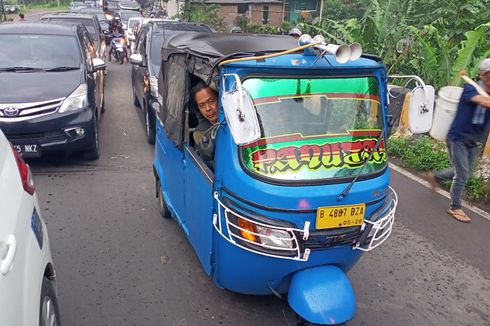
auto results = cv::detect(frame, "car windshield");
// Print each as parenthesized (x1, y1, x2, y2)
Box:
(240, 77, 386, 182)
(0, 34, 81, 70)
(106, 1, 119, 9)
(120, 12, 139, 22)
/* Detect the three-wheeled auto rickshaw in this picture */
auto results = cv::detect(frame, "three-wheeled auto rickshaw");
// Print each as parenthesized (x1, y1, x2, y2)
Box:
(150, 32, 433, 325)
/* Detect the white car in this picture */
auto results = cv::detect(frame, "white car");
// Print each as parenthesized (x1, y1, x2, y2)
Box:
(0, 129, 60, 326)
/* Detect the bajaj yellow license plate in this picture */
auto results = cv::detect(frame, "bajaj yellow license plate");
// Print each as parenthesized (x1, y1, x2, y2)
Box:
(316, 204, 366, 229)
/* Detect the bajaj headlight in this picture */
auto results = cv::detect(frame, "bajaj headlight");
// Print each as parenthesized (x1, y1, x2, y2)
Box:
(58, 84, 88, 113)
(233, 215, 294, 250)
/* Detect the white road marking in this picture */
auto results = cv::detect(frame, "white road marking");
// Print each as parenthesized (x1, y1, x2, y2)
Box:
(389, 163, 490, 222)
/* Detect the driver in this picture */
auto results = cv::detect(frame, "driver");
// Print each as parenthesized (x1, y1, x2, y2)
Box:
(192, 83, 219, 161)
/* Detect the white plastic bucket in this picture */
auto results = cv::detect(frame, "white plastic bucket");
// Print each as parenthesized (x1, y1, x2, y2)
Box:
(429, 86, 463, 141)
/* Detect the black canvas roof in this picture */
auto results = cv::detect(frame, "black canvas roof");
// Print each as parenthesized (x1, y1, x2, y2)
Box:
(162, 32, 298, 64)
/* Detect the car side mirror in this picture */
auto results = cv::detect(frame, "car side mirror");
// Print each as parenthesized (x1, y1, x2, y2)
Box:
(129, 53, 144, 66)
(92, 58, 106, 72)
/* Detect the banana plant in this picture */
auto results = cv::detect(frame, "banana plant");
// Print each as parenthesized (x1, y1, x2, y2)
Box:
(450, 22, 490, 85)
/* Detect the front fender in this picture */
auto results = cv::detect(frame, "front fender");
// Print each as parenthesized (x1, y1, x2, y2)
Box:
(288, 265, 356, 325)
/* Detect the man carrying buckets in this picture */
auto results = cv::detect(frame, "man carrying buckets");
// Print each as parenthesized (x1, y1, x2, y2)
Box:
(429, 58, 490, 223)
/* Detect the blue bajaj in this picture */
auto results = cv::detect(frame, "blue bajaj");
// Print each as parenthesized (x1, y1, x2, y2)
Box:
(153, 33, 433, 325)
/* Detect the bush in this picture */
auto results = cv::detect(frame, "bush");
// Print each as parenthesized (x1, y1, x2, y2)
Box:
(388, 135, 450, 171)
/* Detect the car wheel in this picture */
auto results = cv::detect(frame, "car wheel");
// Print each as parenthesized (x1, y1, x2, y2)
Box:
(145, 104, 155, 145)
(157, 179, 170, 219)
(39, 277, 61, 326)
(132, 87, 140, 107)
(83, 116, 100, 160)
(100, 91, 105, 114)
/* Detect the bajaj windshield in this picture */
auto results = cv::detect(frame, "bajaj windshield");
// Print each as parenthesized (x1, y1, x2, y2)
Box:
(240, 77, 386, 182)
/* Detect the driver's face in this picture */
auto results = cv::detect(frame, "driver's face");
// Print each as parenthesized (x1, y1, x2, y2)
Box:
(195, 87, 218, 124)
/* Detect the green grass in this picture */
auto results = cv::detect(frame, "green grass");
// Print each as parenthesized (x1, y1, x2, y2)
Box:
(388, 135, 489, 201)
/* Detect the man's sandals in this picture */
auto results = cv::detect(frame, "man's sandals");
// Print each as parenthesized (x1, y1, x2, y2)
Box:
(447, 209, 471, 223)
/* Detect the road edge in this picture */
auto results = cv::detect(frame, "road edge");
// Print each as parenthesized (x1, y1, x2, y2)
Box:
(389, 162, 490, 221)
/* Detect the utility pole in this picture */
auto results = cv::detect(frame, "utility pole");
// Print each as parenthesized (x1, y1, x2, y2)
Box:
(318, 0, 323, 21)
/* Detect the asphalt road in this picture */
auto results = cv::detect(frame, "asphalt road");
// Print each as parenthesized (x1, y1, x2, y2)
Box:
(29, 62, 490, 326)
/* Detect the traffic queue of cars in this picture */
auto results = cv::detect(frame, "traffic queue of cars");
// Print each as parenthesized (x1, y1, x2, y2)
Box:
(0, 12, 109, 324)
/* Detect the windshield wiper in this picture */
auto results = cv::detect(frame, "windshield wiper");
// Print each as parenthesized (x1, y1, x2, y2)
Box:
(0, 66, 45, 72)
(45, 66, 80, 72)
(337, 129, 386, 202)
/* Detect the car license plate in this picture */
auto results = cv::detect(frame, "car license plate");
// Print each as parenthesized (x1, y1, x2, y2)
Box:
(12, 143, 41, 157)
(316, 204, 365, 229)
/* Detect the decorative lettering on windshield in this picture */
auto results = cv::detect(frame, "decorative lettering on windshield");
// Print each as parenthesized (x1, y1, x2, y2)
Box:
(242, 131, 386, 179)
(240, 77, 385, 181)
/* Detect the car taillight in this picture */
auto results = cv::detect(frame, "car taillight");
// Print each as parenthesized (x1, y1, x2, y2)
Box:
(10, 145, 35, 195)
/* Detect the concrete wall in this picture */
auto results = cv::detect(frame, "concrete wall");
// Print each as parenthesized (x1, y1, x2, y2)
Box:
(218, 4, 240, 29)
(217, 2, 283, 29)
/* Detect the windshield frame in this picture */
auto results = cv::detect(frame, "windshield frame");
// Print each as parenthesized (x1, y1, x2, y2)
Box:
(234, 73, 388, 186)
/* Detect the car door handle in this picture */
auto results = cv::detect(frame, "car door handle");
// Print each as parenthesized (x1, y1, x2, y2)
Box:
(0, 235, 16, 275)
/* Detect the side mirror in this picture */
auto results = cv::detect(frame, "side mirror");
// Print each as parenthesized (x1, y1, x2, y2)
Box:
(129, 53, 144, 66)
(408, 85, 435, 134)
(92, 58, 106, 71)
(222, 89, 261, 145)
(389, 75, 434, 134)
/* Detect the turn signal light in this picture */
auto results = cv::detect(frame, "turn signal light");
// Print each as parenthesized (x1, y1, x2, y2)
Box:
(237, 217, 259, 243)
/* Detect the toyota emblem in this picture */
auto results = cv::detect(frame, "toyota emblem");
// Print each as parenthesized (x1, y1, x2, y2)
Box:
(3, 107, 19, 117)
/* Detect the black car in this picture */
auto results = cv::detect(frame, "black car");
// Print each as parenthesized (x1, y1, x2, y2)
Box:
(77, 7, 112, 44)
(0, 23, 106, 160)
(40, 13, 106, 59)
(129, 21, 212, 144)
(117, 9, 141, 31)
